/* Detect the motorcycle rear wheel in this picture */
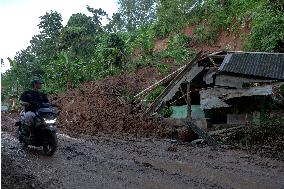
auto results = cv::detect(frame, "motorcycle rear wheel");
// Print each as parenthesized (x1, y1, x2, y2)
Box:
(16, 128, 28, 148)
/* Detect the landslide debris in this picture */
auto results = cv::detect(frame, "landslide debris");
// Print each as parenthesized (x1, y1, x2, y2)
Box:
(1, 113, 18, 133)
(52, 67, 179, 140)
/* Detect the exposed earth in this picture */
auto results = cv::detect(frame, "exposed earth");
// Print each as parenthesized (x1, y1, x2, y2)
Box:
(2, 115, 284, 189)
(51, 67, 174, 139)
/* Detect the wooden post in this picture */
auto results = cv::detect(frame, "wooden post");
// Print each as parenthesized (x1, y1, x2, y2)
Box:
(187, 82, 192, 121)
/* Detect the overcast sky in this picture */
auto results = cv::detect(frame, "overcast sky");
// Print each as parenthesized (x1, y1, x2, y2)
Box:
(0, 0, 118, 72)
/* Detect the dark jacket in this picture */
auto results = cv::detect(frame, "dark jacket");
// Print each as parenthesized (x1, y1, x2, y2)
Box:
(20, 90, 49, 112)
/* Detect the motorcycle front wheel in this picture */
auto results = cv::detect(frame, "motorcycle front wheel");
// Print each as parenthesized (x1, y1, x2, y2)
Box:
(43, 133, 58, 156)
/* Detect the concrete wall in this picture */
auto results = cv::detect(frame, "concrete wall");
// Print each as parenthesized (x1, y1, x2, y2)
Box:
(193, 118, 207, 130)
(227, 114, 253, 125)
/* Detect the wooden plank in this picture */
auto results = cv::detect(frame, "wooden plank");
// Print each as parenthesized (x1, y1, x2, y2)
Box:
(162, 65, 203, 102)
(208, 51, 226, 56)
(209, 125, 245, 136)
(134, 65, 186, 100)
(208, 55, 226, 59)
(178, 84, 192, 120)
(144, 51, 204, 116)
(186, 121, 218, 145)
(187, 82, 191, 121)
(215, 74, 274, 88)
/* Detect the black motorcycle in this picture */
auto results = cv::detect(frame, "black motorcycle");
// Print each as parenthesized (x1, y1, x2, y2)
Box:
(15, 103, 58, 156)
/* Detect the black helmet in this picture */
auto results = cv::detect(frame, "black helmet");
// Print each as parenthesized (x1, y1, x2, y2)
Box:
(31, 79, 44, 87)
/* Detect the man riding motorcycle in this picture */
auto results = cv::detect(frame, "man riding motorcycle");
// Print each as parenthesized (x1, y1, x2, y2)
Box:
(19, 79, 49, 142)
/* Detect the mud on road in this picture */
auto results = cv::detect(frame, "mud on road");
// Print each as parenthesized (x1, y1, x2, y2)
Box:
(2, 130, 284, 189)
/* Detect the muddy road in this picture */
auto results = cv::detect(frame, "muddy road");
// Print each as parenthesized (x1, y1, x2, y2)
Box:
(2, 130, 284, 189)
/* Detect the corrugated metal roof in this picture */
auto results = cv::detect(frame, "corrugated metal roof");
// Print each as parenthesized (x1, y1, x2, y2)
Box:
(219, 53, 284, 80)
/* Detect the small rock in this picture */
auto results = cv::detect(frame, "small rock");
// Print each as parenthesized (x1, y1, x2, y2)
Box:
(177, 127, 196, 141)
(191, 139, 205, 144)
(167, 146, 178, 152)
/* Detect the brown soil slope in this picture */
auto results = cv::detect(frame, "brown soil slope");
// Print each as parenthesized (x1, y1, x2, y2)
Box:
(52, 67, 178, 139)
(154, 24, 250, 52)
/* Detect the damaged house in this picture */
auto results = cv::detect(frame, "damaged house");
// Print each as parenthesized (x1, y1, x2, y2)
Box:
(138, 51, 284, 132)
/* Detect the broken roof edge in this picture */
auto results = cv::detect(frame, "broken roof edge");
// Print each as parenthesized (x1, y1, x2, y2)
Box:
(216, 71, 284, 82)
(200, 97, 230, 110)
(208, 50, 244, 56)
(229, 51, 284, 55)
(144, 51, 205, 116)
(209, 51, 284, 56)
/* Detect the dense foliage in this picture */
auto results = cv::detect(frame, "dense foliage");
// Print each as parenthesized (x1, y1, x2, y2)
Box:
(228, 114, 283, 146)
(2, 0, 283, 105)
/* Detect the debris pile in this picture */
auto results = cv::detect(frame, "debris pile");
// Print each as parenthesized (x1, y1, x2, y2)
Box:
(1, 113, 17, 133)
(52, 67, 179, 139)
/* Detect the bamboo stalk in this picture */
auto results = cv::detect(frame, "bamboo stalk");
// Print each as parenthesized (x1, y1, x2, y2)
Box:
(134, 65, 186, 99)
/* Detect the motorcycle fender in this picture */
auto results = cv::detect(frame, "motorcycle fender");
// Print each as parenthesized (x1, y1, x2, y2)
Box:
(44, 126, 57, 134)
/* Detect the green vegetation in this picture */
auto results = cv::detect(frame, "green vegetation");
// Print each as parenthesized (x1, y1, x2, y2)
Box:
(162, 106, 174, 118)
(2, 0, 283, 103)
(147, 86, 166, 101)
(160, 34, 194, 64)
(228, 115, 283, 147)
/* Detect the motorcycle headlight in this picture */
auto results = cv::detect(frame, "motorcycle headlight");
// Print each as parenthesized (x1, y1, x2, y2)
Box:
(44, 118, 57, 124)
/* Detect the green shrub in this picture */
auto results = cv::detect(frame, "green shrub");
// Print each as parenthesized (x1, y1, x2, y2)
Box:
(152, 22, 171, 39)
(126, 55, 154, 73)
(193, 26, 218, 45)
(228, 114, 283, 146)
(154, 63, 171, 75)
(162, 106, 173, 118)
(158, 34, 192, 64)
(123, 90, 135, 103)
